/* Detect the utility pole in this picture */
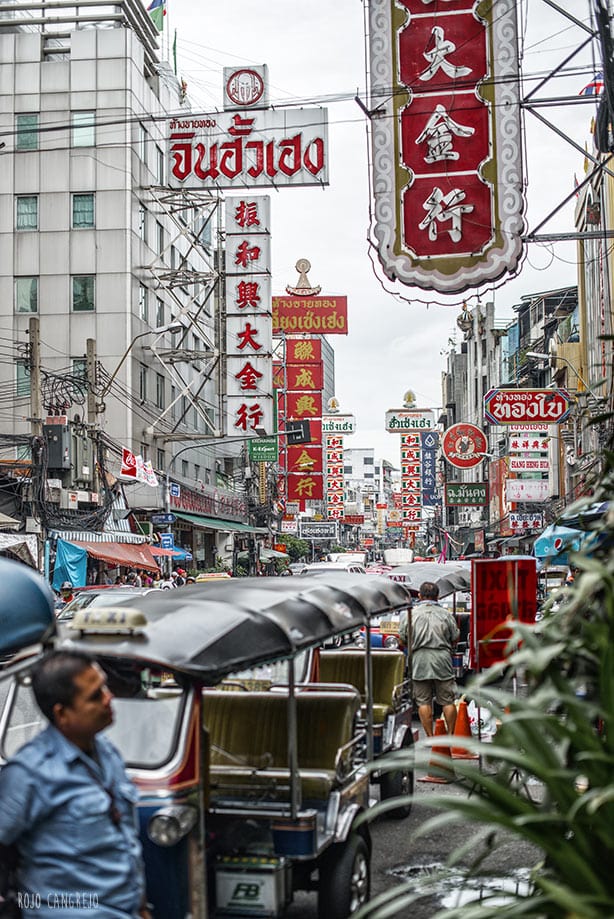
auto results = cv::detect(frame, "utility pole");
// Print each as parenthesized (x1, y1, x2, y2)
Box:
(86, 338, 99, 496)
(28, 316, 43, 571)
(29, 316, 42, 437)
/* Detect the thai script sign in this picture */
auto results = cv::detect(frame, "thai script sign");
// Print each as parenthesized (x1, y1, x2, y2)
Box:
(368, 0, 524, 294)
(168, 110, 328, 189)
(299, 520, 338, 540)
(322, 414, 356, 434)
(445, 483, 489, 506)
(272, 296, 348, 335)
(506, 479, 549, 502)
(386, 410, 434, 432)
(484, 389, 571, 425)
(510, 512, 544, 531)
(442, 423, 487, 468)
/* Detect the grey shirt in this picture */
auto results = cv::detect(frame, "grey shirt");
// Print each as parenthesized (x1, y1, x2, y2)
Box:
(403, 600, 460, 681)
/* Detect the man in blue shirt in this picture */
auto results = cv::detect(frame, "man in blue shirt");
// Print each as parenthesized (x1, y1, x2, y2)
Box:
(0, 650, 151, 919)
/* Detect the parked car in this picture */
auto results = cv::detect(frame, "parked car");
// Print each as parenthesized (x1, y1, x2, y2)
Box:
(299, 561, 367, 574)
(56, 587, 159, 622)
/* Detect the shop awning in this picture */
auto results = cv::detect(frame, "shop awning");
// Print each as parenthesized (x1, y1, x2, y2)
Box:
(150, 546, 193, 561)
(70, 541, 160, 572)
(174, 512, 268, 535)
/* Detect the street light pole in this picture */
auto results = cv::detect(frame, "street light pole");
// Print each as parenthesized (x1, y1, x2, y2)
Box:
(526, 352, 603, 404)
(97, 322, 183, 411)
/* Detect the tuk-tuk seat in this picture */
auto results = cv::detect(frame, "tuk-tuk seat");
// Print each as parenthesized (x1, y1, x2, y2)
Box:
(318, 650, 406, 722)
(203, 688, 362, 802)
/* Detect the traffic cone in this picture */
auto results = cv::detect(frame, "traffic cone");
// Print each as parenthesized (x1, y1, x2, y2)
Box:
(418, 717, 454, 784)
(452, 699, 479, 760)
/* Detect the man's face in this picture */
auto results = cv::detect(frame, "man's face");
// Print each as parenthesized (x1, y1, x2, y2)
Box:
(54, 664, 114, 749)
(61, 589, 72, 599)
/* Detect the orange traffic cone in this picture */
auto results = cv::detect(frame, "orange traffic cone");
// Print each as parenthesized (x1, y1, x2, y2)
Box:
(418, 717, 454, 784)
(452, 699, 479, 759)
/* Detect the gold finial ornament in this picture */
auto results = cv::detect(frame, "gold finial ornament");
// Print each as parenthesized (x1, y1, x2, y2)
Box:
(285, 258, 322, 296)
(403, 390, 416, 407)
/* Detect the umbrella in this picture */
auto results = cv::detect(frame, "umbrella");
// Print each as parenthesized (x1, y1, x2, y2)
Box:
(534, 524, 583, 561)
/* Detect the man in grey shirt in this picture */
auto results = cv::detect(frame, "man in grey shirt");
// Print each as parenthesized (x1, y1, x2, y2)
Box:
(400, 581, 459, 737)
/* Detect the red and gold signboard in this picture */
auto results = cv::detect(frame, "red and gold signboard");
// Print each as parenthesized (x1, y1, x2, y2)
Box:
(286, 473, 324, 502)
(286, 445, 323, 475)
(285, 391, 323, 421)
(286, 338, 322, 363)
(368, 0, 524, 293)
(471, 558, 537, 670)
(286, 363, 324, 392)
(272, 296, 348, 335)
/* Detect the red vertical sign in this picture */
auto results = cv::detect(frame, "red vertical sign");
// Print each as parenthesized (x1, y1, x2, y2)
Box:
(471, 558, 537, 670)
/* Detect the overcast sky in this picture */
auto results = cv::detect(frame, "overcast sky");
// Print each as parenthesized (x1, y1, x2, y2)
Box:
(169, 1, 601, 464)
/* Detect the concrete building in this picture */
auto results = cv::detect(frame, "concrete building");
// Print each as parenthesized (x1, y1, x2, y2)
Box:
(0, 0, 257, 571)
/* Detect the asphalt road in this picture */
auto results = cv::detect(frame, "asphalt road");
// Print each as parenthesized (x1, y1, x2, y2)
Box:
(286, 753, 542, 919)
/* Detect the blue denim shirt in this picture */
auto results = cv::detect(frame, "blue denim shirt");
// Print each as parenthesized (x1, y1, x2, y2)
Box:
(0, 724, 144, 918)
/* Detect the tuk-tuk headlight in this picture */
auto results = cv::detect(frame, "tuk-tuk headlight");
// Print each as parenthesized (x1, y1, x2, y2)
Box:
(383, 635, 400, 649)
(148, 805, 198, 847)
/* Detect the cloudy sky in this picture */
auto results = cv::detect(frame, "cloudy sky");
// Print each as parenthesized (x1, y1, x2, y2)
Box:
(168, 1, 601, 463)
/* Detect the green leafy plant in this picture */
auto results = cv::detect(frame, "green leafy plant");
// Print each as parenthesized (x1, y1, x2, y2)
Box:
(361, 443, 614, 918)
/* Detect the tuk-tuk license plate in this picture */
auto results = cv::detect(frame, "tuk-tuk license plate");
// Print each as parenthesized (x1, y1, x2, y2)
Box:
(215, 857, 289, 916)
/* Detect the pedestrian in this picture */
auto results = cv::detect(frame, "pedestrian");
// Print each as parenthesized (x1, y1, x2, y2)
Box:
(0, 650, 152, 919)
(174, 569, 186, 587)
(400, 581, 459, 737)
(57, 581, 75, 606)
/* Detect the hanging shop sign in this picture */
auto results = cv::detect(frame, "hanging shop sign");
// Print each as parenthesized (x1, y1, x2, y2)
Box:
(286, 363, 324, 391)
(223, 65, 268, 110)
(442, 423, 487, 469)
(445, 483, 489, 507)
(385, 410, 434, 432)
(286, 337, 322, 363)
(272, 296, 348, 335)
(508, 457, 550, 472)
(484, 389, 572, 425)
(509, 512, 544, 531)
(168, 109, 328, 189)
(505, 479, 549, 502)
(508, 432, 549, 453)
(248, 436, 279, 463)
(225, 196, 273, 435)
(299, 520, 338, 540)
(367, 0, 524, 293)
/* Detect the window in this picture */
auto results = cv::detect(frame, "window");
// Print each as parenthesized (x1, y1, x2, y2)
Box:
(139, 204, 147, 243)
(139, 123, 148, 165)
(72, 358, 87, 397)
(156, 298, 164, 328)
(170, 246, 178, 269)
(156, 146, 164, 184)
(344, 466, 352, 474)
(181, 395, 188, 421)
(139, 365, 148, 402)
(72, 111, 95, 147)
(193, 406, 199, 429)
(155, 373, 164, 410)
(156, 448, 165, 470)
(139, 285, 149, 323)
(364, 456, 374, 465)
(170, 385, 177, 420)
(16, 196, 38, 230)
(156, 221, 164, 255)
(194, 464, 200, 481)
(140, 443, 148, 461)
(181, 460, 189, 478)
(16, 363, 30, 396)
(16, 114, 38, 151)
(72, 193, 94, 229)
(72, 276, 95, 311)
(15, 277, 38, 313)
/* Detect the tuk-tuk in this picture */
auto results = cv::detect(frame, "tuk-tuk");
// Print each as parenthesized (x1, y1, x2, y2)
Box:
(0, 562, 414, 918)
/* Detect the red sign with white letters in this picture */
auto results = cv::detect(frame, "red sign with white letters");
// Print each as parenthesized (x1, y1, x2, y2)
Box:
(484, 389, 572, 425)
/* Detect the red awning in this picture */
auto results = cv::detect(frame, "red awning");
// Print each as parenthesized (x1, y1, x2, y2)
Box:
(150, 547, 182, 558)
(70, 541, 160, 573)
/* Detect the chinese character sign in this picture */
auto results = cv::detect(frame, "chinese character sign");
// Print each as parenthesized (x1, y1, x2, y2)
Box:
(225, 196, 273, 435)
(368, 0, 524, 293)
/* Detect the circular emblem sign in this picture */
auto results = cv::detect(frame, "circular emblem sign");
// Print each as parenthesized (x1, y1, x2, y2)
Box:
(226, 69, 265, 107)
(442, 423, 488, 469)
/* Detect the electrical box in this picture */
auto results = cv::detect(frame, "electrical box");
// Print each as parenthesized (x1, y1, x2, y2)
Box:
(43, 424, 71, 470)
(72, 430, 93, 487)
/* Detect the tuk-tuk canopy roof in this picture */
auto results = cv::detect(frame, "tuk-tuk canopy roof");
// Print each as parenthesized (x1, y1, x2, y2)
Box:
(383, 561, 471, 597)
(59, 573, 412, 684)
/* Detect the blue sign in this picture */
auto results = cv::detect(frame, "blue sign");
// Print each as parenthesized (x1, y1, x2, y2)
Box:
(151, 513, 176, 525)
(160, 533, 175, 550)
(169, 483, 181, 499)
(421, 439, 440, 507)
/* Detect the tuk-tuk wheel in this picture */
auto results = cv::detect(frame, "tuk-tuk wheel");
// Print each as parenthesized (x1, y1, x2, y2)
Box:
(318, 833, 370, 918)
(379, 732, 414, 819)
